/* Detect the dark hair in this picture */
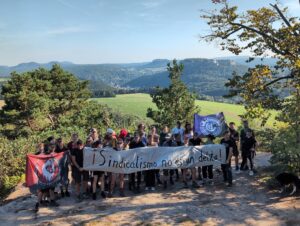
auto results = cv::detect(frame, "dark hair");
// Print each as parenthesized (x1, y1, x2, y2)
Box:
(47, 136, 55, 142)
(223, 131, 230, 135)
(229, 122, 235, 125)
(206, 134, 216, 140)
(93, 140, 101, 147)
(77, 139, 83, 145)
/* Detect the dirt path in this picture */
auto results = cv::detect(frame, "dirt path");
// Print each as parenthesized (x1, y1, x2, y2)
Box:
(0, 153, 299, 226)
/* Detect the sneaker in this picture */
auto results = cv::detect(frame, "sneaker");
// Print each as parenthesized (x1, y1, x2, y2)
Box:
(208, 180, 214, 186)
(119, 190, 125, 197)
(249, 170, 254, 176)
(192, 181, 200, 188)
(82, 193, 89, 199)
(49, 200, 59, 207)
(34, 202, 39, 213)
(92, 193, 96, 200)
(227, 183, 233, 187)
(183, 181, 189, 189)
(107, 192, 113, 198)
(101, 191, 106, 199)
(145, 187, 149, 191)
(151, 187, 155, 191)
(65, 191, 70, 197)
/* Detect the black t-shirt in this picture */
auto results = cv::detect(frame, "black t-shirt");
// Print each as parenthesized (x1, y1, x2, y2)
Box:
(163, 140, 177, 147)
(176, 141, 184, 146)
(229, 128, 239, 151)
(242, 136, 256, 152)
(71, 148, 84, 167)
(220, 138, 235, 159)
(189, 138, 202, 146)
(55, 145, 68, 153)
(129, 141, 145, 149)
(159, 132, 168, 146)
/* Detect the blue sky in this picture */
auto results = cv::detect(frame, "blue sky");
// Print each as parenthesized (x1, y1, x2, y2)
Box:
(0, 0, 299, 66)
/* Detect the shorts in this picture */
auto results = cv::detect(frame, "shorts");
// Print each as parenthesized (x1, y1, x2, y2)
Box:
(73, 168, 89, 184)
(93, 171, 104, 177)
(40, 187, 54, 193)
(233, 148, 239, 157)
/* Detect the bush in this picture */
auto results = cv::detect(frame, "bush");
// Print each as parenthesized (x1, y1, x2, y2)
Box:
(270, 128, 300, 173)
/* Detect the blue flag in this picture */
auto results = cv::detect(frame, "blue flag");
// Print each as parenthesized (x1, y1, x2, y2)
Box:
(194, 112, 227, 137)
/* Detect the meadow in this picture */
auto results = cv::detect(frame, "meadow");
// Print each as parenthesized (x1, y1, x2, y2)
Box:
(93, 93, 277, 128)
(0, 93, 276, 128)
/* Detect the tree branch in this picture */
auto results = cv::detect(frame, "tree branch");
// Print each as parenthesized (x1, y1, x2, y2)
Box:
(222, 27, 243, 39)
(230, 22, 289, 55)
(270, 4, 299, 36)
(254, 73, 294, 93)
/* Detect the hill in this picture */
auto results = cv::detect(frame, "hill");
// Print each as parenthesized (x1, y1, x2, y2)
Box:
(0, 58, 250, 98)
(94, 94, 243, 126)
(94, 93, 277, 127)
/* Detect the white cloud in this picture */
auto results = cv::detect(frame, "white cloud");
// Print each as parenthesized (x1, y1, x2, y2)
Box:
(140, 0, 168, 9)
(45, 26, 93, 35)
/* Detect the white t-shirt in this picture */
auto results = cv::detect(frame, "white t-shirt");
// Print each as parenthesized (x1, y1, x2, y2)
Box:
(171, 127, 185, 141)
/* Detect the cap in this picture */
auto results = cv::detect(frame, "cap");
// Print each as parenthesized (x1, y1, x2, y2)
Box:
(119, 128, 128, 139)
(106, 128, 114, 134)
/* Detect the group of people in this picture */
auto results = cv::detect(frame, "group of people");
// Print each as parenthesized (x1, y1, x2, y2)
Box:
(33, 120, 257, 212)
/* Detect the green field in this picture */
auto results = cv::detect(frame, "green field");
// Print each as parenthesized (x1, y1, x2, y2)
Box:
(0, 77, 9, 82)
(93, 93, 273, 127)
(0, 93, 276, 127)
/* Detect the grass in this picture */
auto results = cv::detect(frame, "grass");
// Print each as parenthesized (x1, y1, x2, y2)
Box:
(93, 93, 277, 127)
(0, 93, 276, 128)
(0, 78, 9, 82)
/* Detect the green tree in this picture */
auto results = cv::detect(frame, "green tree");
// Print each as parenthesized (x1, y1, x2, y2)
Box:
(0, 64, 91, 138)
(201, 1, 300, 139)
(202, 0, 300, 171)
(147, 59, 200, 127)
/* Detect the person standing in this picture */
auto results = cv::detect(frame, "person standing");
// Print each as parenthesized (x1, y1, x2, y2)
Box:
(240, 120, 254, 171)
(144, 134, 158, 191)
(70, 140, 89, 201)
(240, 130, 257, 176)
(202, 135, 215, 185)
(189, 132, 203, 181)
(129, 132, 145, 193)
(162, 133, 177, 189)
(91, 140, 106, 200)
(229, 122, 240, 172)
(108, 137, 127, 197)
(159, 125, 169, 146)
(220, 131, 234, 187)
(182, 135, 200, 189)
(171, 121, 184, 142)
(55, 138, 70, 197)
(34, 143, 60, 212)
(137, 123, 148, 146)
